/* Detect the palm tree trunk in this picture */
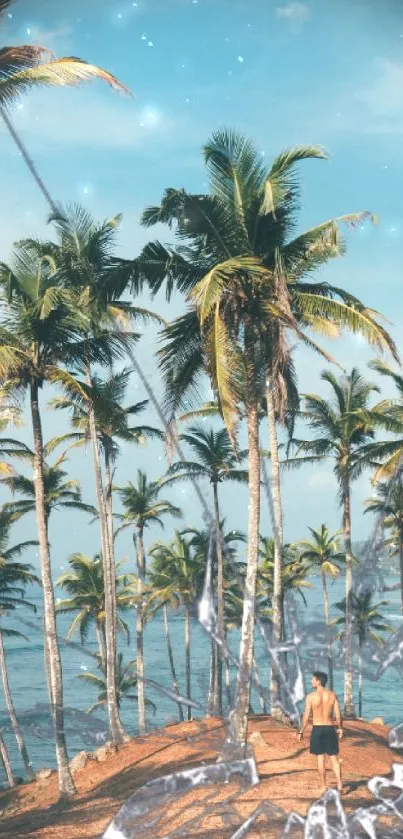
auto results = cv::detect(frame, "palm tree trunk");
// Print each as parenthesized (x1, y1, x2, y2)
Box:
(321, 570, 334, 690)
(0, 629, 34, 781)
(224, 630, 231, 710)
(342, 476, 355, 718)
(253, 656, 267, 714)
(358, 644, 363, 718)
(134, 526, 146, 734)
(206, 635, 216, 716)
(30, 381, 75, 797)
(104, 452, 118, 657)
(184, 604, 192, 721)
(399, 528, 403, 613)
(266, 382, 283, 718)
(230, 396, 261, 744)
(0, 731, 15, 788)
(212, 482, 224, 716)
(95, 621, 107, 669)
(163, 605, 184, 722)
(87, 391, 126, 746)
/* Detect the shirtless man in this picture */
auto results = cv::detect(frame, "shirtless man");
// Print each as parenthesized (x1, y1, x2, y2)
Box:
(297, 671, 343, 795)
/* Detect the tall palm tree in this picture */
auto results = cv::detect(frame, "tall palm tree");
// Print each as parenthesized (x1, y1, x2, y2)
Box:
(78, 652, 155, 716)
(20, 206, 162, 749)
(1, 448, 96, 527)
(164, 424, 248, 713)
(0, 0, 130, 217)
(365, 478, 403, 611)
(290, 369, 381, 716)
(294, 524, 345, 689)
(136, 130, 395, 742)
(0, 513, 39, 780)
(117, 471, 182, 733)
(333, 591, 393, 717)
(55, 554, 136, 668)
(0, 242, 97, 795)
(149, 532, 204, 720)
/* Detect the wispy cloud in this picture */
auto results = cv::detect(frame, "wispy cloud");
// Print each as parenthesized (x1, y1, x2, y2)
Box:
(275, 2, 310, 25)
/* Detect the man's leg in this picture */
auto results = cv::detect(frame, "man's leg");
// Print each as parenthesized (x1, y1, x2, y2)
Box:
(329, 755, 342, 792)
(316, 754, 326, 793)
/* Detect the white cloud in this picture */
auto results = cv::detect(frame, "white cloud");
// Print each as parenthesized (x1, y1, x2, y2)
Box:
(307, 471, 334, 490)
(26, 23, 74, 49)
(354, 59, 403, 132)
(276, 3, 310, 24)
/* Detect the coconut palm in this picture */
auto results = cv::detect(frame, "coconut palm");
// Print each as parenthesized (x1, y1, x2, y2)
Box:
(149, 532, 204, 720)
(294, 524, 345, 689)
(365, 478, 403, 611)
(164, 424, 248, 713)
(0, 513, 40, 780)
(290, 369, 381, 716)
(78, 652, 155, 716)
(137, 130, 395, 742)
(1, 448, 96, 527)
(117, 471, 182, 733)
(0, 0, 130, 217)
(18, 206, 162, 750)
(333, 591, 393, 717)
(55, 554, 136, 667)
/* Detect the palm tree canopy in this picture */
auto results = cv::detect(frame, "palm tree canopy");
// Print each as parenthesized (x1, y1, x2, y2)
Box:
(165, 423, 249, 485)
(148, 531, 205, 609)
(294, 523, 345, 578)
(55, 553, 136, 644)
(77, 652, 156, 715)
(257, 536, 313, 605)
(333, 590, 394, 646)
(133, 129, 396, 431)
(116, 470, 182, 533)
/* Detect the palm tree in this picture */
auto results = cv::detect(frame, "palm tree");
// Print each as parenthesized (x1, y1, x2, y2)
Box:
(0, 0, 130, 217)
(294, 524, 345, 689)
(365, 478, 403, 611)
(117, 471, 182, 733)
(0, 514, 39, 781)
(333, 591, 393, 717)
(78, 652, 155, 716)
(1, 448, 96, 527)
(0, 242, 98, 795)
(164, 424, 248, 713)
(19, 206, 162, 749)
(290, 369, 381, 716)
(55, 554, 136, 668)
(137, 130, 395, 742)
(149, 532, 204, 720)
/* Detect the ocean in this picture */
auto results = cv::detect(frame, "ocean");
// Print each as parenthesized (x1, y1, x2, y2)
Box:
(1, 570, 402, 782)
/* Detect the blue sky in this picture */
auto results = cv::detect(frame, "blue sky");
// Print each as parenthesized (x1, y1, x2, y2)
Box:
(1, 0, 403, 569)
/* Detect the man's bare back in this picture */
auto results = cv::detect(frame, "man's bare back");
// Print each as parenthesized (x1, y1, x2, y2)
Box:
(309, 688, 338, 726)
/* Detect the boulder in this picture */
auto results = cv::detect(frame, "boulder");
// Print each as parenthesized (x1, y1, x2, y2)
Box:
(248, 731, 267, 747)
(95, 742, 116, 762)
(36, 768, 52, 782)
(70, 751, 94, 774)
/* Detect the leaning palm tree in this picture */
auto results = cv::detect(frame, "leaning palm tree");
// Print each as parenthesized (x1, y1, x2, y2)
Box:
(333, 591, 393, 718)
(136, 130, 395, 742)
(365, 477, 403, 612)
(289, 369, 381, 716)
(55, 554, 136, 668)
(0, 0, 130, 216)
(117, 471, 182, 733)
(149, 532, 204, 721)
(294, 524, 345, 689)
(164, 424, 248, 713)
(0, 513, 39, 780)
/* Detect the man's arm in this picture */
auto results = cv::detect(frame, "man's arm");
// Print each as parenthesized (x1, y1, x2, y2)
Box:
(298, 695, 312, 740)
(333, 695, 343, 739)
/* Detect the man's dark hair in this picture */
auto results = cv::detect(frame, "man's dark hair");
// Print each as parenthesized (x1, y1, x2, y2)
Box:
(313, 671, 328, 687)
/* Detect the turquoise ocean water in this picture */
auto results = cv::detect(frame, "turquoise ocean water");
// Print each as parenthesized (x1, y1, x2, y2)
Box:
(1, 570, 402, 782)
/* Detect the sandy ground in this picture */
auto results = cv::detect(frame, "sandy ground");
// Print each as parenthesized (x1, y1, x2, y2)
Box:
(0, 715, 400, 838)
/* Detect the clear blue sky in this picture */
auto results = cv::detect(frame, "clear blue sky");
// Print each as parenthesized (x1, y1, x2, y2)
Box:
(1, 0, 403, 570)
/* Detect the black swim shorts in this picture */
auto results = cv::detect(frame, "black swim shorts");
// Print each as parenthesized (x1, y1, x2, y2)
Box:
(309, 725, 339, 756)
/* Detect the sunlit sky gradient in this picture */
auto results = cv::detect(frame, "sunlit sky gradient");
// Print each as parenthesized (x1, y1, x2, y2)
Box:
(1, 0, 403, 569)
